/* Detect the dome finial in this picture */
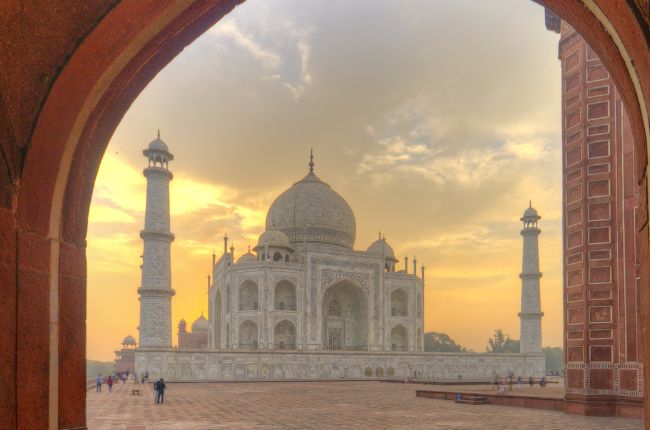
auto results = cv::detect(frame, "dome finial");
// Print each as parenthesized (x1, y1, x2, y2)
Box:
(309, 149, 314, 173)
(529, 199, 532, 208)
(157, 128, 160, 139)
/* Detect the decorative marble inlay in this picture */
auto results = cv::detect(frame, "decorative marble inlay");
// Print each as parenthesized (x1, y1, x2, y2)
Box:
(321, 269, 370, 292)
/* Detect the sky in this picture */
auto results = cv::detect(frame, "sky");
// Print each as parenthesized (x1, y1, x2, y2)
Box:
(87, 0, 564, 361)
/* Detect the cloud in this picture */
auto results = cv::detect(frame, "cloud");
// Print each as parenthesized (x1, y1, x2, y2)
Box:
(210, 21, 282, 71)
(87, 0, 567, 360)
(357, 97, 559, 189)
(207, 16, 314, 100)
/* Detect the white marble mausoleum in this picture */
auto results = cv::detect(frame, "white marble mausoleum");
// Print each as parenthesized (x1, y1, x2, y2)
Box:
(134, 137, 545, 381)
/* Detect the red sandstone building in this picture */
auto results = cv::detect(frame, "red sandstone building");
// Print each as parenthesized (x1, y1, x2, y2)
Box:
(178, 315, 209, 350)
(547, 11, 643, 417)
(113, 335, 137, 375)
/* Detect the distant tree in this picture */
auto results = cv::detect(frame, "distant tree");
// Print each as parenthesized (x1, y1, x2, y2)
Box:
(486, 329, 520, 353)
(424, 332, 467, 352)
(543, 347, 563, 372)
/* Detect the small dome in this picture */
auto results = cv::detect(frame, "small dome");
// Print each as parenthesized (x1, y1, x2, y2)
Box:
(237, 252, 257, 264)
(523, 207, 538, 217)
(255, 229, 292, 250)
(191, 315, 208, 331)
(367, 238, 398, 261)
(122, 335, 136, 345)
(148, 137, 169, 152)
(522, 201, 541, 220)
(367, 238, 394, 256)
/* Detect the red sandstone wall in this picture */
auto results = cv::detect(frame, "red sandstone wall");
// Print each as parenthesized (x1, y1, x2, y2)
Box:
(0, 1, 649, 428)
(558, 23, 643, 417)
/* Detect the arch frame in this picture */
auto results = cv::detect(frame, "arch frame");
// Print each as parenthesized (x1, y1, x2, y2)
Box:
(2, 0, 649, 427)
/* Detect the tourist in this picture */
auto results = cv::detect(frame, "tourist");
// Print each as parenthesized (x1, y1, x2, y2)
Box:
(107, 375, 113, 392)
(497, 380, 507, 396)
(540, 376, 547, 388)
(154, 378, 166, 404)
(529, 376, 534, 387)
(95, 374, 102, 393)
(153, 379, 160, 403)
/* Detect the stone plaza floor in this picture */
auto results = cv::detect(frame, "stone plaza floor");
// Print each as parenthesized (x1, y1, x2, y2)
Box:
(86, 380, 643, 429)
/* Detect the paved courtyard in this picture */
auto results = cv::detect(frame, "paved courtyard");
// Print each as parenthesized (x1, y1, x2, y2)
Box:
(87, 380, 643, 429)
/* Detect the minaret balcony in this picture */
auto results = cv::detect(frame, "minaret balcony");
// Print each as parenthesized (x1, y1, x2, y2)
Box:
(518, 311, 544, 318)
(143, 165, 174, 179)
(519, 272, 542, 279)
(140, 230, 175, 241)
(137, 287, 176, 297)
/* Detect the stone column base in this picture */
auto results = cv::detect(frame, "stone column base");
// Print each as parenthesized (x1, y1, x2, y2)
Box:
(564, 395, 644, 418)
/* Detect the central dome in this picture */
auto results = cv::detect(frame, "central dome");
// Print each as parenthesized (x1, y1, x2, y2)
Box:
(266, 170, 356, 249)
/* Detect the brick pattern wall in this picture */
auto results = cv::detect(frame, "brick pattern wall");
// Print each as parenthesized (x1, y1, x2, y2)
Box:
(559, 23, 643, 406)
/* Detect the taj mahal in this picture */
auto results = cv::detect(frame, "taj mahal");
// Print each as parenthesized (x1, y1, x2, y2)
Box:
(133, 135, 545, 381)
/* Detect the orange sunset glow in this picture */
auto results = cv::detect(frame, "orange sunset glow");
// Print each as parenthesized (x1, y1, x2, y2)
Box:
(86, 0, 563, 361)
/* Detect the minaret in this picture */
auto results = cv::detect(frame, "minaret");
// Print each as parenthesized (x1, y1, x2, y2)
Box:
(519, 202, 543, 354)
(138, 131, 175, 348)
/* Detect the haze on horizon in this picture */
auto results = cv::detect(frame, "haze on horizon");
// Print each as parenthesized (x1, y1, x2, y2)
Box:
(87, 0, 563, 361)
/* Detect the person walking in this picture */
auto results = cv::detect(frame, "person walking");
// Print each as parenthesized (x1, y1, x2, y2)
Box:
(107, 375, 113, 392)
(95, 374, 102, 393)
(153, 379, 160, 403)
(154, 378, 167, 404)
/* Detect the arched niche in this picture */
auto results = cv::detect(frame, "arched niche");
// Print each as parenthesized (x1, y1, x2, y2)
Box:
(274, 320, 296, 350)
(239, 280, 259, 311)
(390, 324, 408, 351)
(390, 289, 408, 317)
(274, 280, 297, 311)
(322, 280, 368, 351)
(238, 320, 258, 350)
(214, 290, 222, 349)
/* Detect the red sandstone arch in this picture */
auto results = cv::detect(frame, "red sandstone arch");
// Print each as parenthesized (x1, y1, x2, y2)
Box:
(2, 0, 650, 428)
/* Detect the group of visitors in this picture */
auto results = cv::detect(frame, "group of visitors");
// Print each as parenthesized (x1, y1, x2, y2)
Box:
(95, 375, 115, 392)
(95, 371, 168, 405)
(493, 375, 547, 395)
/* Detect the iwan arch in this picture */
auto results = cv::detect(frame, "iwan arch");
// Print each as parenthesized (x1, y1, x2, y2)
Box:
(2, 1, 650, 428)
